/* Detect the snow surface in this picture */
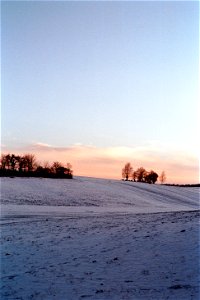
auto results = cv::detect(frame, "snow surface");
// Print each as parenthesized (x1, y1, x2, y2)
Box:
(0, 177, 200, 299)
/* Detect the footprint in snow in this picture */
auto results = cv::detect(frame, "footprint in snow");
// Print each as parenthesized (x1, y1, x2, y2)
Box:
(169, 284, 191, 290)
(96, 289, 104, 294)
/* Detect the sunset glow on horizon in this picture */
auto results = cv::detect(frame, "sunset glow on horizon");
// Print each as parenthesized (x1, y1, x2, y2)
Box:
(2, 141, 199, 184)
(2, 1, 199, 184)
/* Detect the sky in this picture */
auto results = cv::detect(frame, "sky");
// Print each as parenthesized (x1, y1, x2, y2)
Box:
(1, 0, 199, 183)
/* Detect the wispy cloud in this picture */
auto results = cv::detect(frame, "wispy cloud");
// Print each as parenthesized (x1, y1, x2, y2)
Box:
(2, 141, 199, 184)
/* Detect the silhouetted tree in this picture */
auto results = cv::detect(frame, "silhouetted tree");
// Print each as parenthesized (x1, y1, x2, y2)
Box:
(159, 171, 166, 184)
(132, 171, 137, 182)
(56, 166, 67, 177)
(43, 161, 51, 169)
(145, 170, 158, 184)
(5, 154, 11, 170)
(51, 161, 63, 174)
(24, 154, 36, 172)
(135, 167, 147, 182)
(18, 156, 26, 172)
(0, 154, 7, 170)
(35, 166, 44, 176)
(0, 153, 73, 179)
(15, 155, 21, 171)
(122, 162, 133, 181)
(51, 162, 73, 178)
(42, 161, 51, 176)
(10, 154, 18, 171)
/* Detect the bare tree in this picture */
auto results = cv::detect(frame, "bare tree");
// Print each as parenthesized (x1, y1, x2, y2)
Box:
(0, 153, 73, 179)
(122, 162, 133, 181)
(18, 156, 26, 172)
(159, 171, 166, 184)
(51, 161, 63, 174)
(132, 171, 137, 182)
(24, 154, 36, 172)
(5, 154, 11, 170)
(43, 161, 51, 175)
(43, 161, 51, 169)
(0, 154, 7, 170)
(10, 154, 18, 171)
(50, 161, 73, 178)
(135, 167, 147, 182)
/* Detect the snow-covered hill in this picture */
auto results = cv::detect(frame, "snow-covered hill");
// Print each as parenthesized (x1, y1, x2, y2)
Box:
(1, 177, 199, 300)
(1, 176, 199, 217)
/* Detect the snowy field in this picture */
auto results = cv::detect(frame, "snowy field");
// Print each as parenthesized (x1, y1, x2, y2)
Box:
(0, 176, 200, 299)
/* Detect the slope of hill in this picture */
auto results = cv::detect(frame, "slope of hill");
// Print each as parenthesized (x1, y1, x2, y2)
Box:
(1, 177, 199, 300)
(1, 176, 199, 218)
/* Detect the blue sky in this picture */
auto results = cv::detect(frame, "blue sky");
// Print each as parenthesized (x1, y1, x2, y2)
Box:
(1, 1, 199, 182)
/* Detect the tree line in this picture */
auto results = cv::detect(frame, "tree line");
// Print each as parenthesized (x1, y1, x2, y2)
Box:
(0, 153, 73, 179)
(0, 154, 166, 183)
(122, 162, 166, 184)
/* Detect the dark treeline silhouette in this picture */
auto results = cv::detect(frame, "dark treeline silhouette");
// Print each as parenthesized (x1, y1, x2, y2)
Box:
(164, 183, 200, 187)
(0, 153, 73, 179)
(122, 162, 160, 184)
